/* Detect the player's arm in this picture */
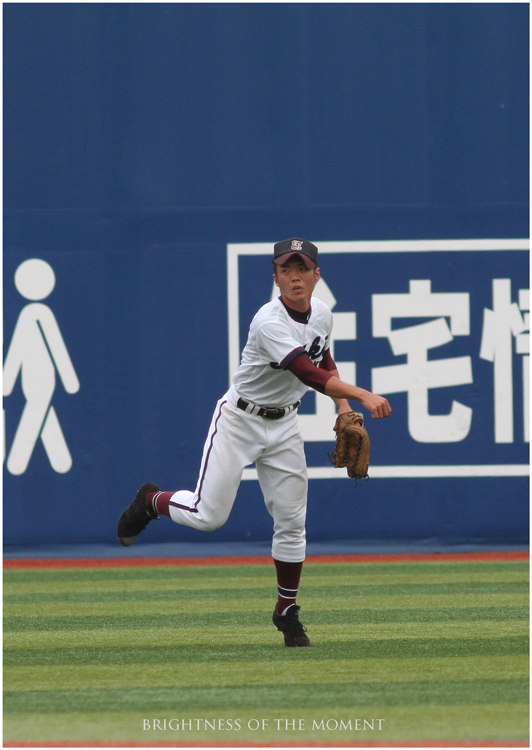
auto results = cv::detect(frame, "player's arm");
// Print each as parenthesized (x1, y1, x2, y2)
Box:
(317, 349, 351, 416)
(326, 371, 353, 416)
(319, 349, 391, 419)
(324, 376, 391, 419)
(288, 350, 391, 420)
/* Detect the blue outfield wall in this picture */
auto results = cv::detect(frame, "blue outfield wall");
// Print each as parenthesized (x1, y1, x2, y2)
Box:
(3, 3, 529, 547)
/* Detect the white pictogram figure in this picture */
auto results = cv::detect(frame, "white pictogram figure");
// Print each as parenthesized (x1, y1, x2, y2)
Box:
(371, 280, 473, 443)
(3, 259, 80, 475)
(479, 279, 527, 443)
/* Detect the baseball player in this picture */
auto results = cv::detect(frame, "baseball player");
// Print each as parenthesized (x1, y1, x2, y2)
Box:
(118, 238, 391, 647)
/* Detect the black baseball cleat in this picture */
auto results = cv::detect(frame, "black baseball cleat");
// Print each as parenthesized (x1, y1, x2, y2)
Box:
(272, 604, 310, 647)
(117, 482, 161, 546)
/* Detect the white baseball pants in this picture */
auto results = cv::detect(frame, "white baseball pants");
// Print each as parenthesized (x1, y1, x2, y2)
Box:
(167, 390, 308, 562)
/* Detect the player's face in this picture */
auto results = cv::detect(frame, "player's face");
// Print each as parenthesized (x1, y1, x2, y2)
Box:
(273, 260, 320, 310)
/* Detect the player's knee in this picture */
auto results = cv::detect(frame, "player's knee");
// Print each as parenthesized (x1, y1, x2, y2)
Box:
(274, 507, 307, 535)
(197, 509, 229, 531)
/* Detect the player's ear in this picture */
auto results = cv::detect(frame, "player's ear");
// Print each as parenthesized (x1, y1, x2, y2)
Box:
(273, 272, 280, 288)
(314, 267, 320, 282)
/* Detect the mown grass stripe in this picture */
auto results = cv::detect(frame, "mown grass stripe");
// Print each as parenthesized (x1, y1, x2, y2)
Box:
(4, 578, 528, 598)
(4, 560, 528, 584)
(4, 597, 529, 631)
(4, 571, 528, 604)
(5, 655, 527, 692)
(4, 598, 529, 621)
(3, 570, 528, 597)
(4, 620, 528, 650)
(4, 637, 528, 667)
(4, 594, 528, 625)
(4, 679, 528, 714)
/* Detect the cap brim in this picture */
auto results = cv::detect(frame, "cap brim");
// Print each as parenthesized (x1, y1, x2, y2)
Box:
(273, 252, 316, 269)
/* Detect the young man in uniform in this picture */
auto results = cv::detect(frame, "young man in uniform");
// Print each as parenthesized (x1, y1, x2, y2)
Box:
(118, 238, 391, 646)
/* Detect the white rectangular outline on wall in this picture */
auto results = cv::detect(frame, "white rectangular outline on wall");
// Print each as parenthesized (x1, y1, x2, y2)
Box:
(227, 239, 530, 480)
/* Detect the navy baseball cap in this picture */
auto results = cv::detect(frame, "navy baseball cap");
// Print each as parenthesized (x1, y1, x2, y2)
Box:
(273, 238, 318, 268)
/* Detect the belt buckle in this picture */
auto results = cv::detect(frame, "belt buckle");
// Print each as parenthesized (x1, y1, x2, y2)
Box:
(262, 407, 284, 420)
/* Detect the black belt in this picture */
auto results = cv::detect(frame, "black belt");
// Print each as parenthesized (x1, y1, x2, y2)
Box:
(237, 397, 301, 420)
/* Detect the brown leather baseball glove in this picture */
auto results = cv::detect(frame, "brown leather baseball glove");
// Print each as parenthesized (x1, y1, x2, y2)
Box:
(331, 411, 370, 481)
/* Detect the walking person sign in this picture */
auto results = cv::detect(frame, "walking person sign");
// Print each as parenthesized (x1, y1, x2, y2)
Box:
(3, 259, 80, 475)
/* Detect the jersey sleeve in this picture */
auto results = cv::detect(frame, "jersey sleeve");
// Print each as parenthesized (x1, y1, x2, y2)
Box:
(255, 319, 306, 370)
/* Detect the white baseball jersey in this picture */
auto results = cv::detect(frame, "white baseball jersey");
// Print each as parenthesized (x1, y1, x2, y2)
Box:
(232, 296, 333, 407)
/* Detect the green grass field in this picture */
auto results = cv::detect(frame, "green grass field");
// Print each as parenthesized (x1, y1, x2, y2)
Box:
(3, 555, 529, 746)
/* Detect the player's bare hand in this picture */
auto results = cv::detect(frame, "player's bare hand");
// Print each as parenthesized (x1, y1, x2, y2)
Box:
(360, 392, 391, 419)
